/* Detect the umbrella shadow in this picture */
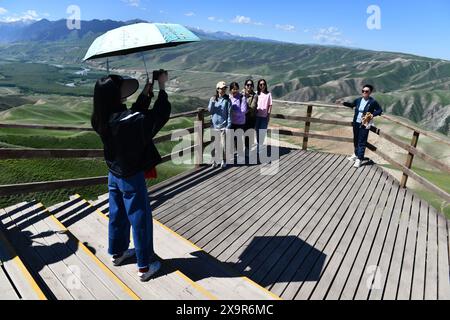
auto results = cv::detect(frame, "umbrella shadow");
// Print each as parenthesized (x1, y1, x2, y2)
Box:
(158, 235, 326, 288)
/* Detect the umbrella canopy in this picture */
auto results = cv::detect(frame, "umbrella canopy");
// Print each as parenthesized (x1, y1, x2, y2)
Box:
(83, 23, 200, 61)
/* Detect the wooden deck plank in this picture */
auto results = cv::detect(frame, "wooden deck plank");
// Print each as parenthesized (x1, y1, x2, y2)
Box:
(152, 148, 299, 217)
(410, 199, 428, 299)
(159, 150, 302, 239)
(155, 164, 253, 223)
(424, 203, 438, 300)
(367, 188, 407, 300)
(0, 224, 46, 300)
(7, 204, 97, 300)
(1, 204, 74, 300)
(208, 152, 325, 261)
(382, 188, 412, 300)
(153, 164, 250, 223)
(352, 181, 400, 300)
(318, 168, 388, 300)
(261, 155, 357, 292)
(0, 266, 19, 300)
(217, 153, 339, 268)
(249, 155, 354, 288)
(187, 151, 316, 248)
(397, 194, 421, 299)
(286, 164, 375, 300)
(337, 174, 395, 299)
(436, 209, 450, 300)
(158, 150, 301, 230)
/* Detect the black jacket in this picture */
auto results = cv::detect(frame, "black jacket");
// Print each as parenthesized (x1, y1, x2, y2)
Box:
(101, 90, 171, 178)
(343, 97, 383, 124)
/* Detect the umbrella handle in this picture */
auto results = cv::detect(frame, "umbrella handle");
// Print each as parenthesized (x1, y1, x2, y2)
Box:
(141, 53, 150, 80)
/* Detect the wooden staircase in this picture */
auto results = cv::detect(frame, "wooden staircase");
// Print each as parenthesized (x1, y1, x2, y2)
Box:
(0, 193, 280, 300)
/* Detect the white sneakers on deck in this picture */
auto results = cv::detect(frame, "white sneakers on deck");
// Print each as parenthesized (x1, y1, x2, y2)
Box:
(111, 249, 161, 281)
(111, 249, 135, 266)
(221, 160, 227, 169)
(138, 260, 161, 282)
(348, 154, 362, 168)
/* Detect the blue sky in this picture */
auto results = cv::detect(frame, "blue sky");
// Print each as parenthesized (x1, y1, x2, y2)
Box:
(0, 0, 449, 60)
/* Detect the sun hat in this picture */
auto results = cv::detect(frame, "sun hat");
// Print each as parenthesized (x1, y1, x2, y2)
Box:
(109, 74, 139, 99)
(216, 81, 228, 89)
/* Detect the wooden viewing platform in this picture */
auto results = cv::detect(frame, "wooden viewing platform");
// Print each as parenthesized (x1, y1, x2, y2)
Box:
(0, 103, 449, 300)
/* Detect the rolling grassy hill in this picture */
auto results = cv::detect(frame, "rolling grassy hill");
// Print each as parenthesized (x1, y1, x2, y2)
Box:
(1, 37, 448, 134)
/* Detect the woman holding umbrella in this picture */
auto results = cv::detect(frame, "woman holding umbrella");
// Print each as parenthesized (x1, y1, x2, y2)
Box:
(91, 73, 171, 281)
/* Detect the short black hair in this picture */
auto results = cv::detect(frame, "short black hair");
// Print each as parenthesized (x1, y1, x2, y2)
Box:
(363, 84, 374, 92)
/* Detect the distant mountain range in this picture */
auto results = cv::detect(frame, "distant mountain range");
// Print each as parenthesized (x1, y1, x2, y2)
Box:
(0, 19, 449, 135)
(0, 18, 278, 43)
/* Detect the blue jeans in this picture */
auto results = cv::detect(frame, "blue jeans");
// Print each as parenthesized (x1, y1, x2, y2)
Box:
(353, 122, 370, 160)
(255, 116, 269, 152)
(108, 171, 154, 269)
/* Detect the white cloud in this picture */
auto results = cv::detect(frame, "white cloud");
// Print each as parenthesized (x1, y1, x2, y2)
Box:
(0, 7, 7, 15)
(0, 9, 40, 23)
(231, 15, 251, 24)
(122, 0, 140, 7)
(185, 12, 195, 17)
(208, 16, 215, 21)
(313, 27, 352, 45)
(231, 15, 262, 26)
(276, 24, 295, 32)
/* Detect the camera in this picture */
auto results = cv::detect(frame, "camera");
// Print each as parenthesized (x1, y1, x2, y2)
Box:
(152, 69, 168, 81)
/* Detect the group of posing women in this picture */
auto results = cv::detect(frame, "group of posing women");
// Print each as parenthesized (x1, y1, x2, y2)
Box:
(208, 78, 273, 168)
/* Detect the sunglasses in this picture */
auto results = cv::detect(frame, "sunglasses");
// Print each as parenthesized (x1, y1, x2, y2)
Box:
(246, 83, 254, 87)
(362, 90, 370, 93)
(259, 83, 266, 87)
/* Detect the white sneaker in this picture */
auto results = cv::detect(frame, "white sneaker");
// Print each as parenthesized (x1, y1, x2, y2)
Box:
(353, 159, 361, 168)
(221, 160, 227, 169)
(111, 249, 135, 266)
(347, 154, 357, 162)
(138, 260, 161, 282)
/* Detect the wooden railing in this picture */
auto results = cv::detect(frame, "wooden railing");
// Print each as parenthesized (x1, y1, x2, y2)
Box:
(271, 100, 450, 203)
(1, 101, 449, 205)
(0, 109, 210, 196)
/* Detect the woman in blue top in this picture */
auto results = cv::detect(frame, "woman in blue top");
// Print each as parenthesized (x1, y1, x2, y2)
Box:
(208, 81, 232, 168)
(340, 84, 383, 168)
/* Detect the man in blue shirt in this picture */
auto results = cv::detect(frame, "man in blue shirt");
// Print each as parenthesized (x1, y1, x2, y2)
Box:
(341, 84, 383, 168)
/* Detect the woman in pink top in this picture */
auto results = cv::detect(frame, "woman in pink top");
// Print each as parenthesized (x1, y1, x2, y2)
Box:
(255, 79, 272, 155)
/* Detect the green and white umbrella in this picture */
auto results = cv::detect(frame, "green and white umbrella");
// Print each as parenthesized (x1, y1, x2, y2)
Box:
(83, 22, 200, 61)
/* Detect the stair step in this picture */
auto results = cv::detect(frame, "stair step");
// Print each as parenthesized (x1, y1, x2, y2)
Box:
(49, 196, 212, 300)
(79, 196, 279, 300)
(1, 202, 138, 300)
(0, 224, 47, 300)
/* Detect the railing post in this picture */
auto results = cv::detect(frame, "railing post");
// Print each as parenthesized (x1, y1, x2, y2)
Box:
(400, 130, 420, 188)
(195, 108, 205, 168)
(302, 105, 313, 150)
